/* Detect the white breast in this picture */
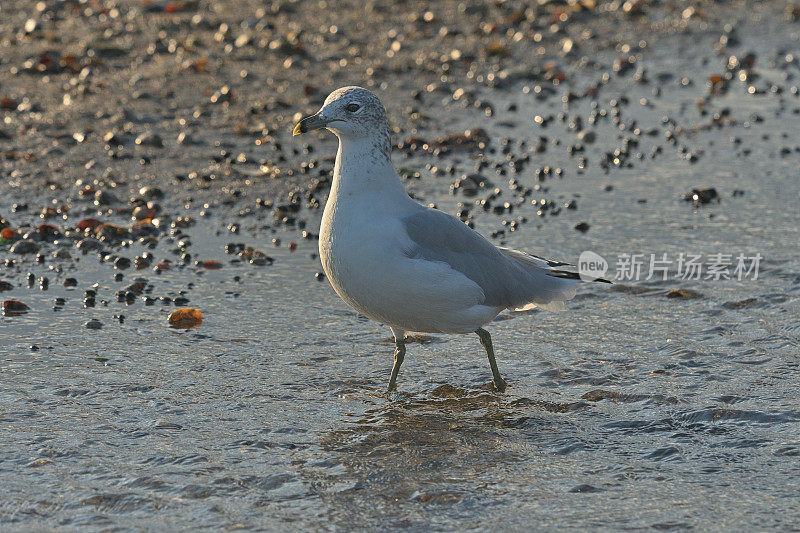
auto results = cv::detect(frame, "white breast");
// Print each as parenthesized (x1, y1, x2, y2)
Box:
(319, 192, 404, 321)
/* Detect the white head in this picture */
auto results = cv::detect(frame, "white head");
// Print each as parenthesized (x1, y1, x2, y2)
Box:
(293, 87, 391, 155)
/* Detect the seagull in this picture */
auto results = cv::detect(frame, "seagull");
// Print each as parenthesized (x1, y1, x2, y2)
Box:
(294, 86, 607, 392)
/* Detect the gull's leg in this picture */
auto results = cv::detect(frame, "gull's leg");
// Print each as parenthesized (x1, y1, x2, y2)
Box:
(476, 328, 506, 392)
(388, 328, 406, 391)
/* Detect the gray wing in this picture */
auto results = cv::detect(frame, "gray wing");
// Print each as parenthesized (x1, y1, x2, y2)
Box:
(401, 207, 580, 310)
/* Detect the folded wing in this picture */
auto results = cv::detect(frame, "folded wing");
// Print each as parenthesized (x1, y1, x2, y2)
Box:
(401, 207, 583, 311)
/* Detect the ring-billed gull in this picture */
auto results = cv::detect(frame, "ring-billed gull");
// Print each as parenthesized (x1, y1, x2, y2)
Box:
(294, 86, 608, 391)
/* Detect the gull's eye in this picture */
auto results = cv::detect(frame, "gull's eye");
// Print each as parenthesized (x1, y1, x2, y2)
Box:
(345, 103, 361, 113)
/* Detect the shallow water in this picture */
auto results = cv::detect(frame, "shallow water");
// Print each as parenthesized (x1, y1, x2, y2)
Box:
(2, 11, 800, 532)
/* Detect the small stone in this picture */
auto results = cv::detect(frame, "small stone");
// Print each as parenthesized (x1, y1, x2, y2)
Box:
(77, 238, 102, 251)
(450, 174, 491, 197)
(3, 299, 29, 315)
(722, 298, 757, 309)
(248, 252, 273, 266)
(132, 205, 156, 220)
(666, 289, 704, 299)
(139, 186, 164, 199)
(176, 132, 195, 145)
(77, 219, 102, 232)
(134, 255, 152, 270)
(95, 223, 128, 240)
(1, 227, 19, 241)
(10, 240, 39, 254)
(85, 319, 103, 330)
(683, 187, 719, 205)
(197, 260, 223, 269)
(574, 222, 590, 233)
(135, 131, 164, 147)
(103, 130, 124, 145)
(168, 307, 203, 329)
(94, 190, 120, 205)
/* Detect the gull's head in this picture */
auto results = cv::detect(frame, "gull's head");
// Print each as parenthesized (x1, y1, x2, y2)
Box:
(293, 86, 388, 140)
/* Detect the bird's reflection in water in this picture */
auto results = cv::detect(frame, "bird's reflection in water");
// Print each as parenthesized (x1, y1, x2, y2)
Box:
(315, 385, 587, 527)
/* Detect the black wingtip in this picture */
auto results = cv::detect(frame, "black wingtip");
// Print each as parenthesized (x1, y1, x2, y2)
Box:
(531, 254, 571, 267)
(546, 269, 613, 284)
(547, 269, 581, 280)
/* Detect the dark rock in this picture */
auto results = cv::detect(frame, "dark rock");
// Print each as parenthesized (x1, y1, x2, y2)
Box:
(451, 174, 491, 197)
(683, 187, 719, 205)
(85, 319, 103, 330)
(10, 240, 39, 254)
(722, 298, 757, 309)
(94, 190, 120, 205)
(77, 238, 103, 251)
(139, 186, 164, 199)
(666, 289, 704, 299)
(135, 131, 164, 147)
(574, 222, 590, 233)
(3, 299, 29, 315)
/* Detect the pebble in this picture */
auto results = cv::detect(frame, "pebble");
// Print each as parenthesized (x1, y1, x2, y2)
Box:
(85, 319, 103, 330)
(77, 238, 103, 251)
(135, 131, 164, 147)
(1, 227, 19, 241)
(666, 289, 704, 299)
(176, 132, 194, 145)
(3, 299, 29, 315)
(139, 186, 164, 199)
(451, 174, 491, 197)
(722, 298, 757, 309)
(683, 187, 719, 205)
(168, 307, 203, 329)
(10, 240, 39, 254)
(94, 190, 120, 206)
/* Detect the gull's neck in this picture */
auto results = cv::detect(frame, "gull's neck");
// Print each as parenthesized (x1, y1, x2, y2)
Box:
(330, 132, 409, 203)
